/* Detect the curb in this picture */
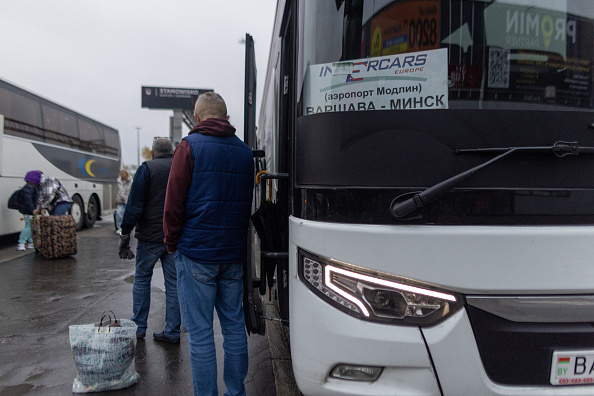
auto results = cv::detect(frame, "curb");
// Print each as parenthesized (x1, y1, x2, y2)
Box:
(265, 301, 303, 396)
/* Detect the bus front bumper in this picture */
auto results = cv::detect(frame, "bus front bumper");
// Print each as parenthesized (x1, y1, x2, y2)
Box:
(291, 277, 594, 396)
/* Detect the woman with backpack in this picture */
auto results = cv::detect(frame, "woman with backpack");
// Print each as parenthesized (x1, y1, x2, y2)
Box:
(15, 170, 42, 251)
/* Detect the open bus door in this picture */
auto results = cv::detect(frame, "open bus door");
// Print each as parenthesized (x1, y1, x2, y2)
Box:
(273, 0, 295, 324)
(243, 33, 266, 335)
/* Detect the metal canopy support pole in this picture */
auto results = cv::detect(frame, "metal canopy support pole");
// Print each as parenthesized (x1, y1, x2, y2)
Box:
(170, 110, 183, 146)
(135, 127, 141, 168)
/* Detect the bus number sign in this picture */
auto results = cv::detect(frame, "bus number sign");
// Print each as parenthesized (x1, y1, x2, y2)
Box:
(408, 18, 438, 50)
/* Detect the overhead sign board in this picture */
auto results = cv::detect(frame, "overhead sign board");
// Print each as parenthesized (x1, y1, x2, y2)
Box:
(141, 86, 213, 110)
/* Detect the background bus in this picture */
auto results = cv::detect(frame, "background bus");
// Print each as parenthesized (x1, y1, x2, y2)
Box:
(0, 77, 121, 235)
(247, 0, 594, 395)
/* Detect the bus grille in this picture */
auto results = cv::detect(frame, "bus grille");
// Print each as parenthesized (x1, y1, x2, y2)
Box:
(466, 305, 594, 386)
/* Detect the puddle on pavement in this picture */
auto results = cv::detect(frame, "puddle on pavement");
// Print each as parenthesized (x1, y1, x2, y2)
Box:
(0, 384, 35, 395)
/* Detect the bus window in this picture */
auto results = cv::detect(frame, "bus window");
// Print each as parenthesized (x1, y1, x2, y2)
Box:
(42, 103, 81, 149)
(103, 127, 120, 157)
(0, 85, 44, 142)
(301, 0, 594, 115)
(78, 119, 105, 154)
(295, 0, 594, 217)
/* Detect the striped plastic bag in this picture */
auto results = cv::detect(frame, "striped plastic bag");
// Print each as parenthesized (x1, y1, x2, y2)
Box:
(69, 316, 139, 393)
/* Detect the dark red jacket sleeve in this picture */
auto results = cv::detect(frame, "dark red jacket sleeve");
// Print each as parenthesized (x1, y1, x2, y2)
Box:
(163, 140, 193, 252)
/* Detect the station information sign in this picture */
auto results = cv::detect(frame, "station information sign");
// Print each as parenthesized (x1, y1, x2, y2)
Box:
(141, 86, 213, 111)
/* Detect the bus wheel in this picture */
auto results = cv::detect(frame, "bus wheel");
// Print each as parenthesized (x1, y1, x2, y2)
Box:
(84, 195, 98, 228)
(70, 195, 84, 231)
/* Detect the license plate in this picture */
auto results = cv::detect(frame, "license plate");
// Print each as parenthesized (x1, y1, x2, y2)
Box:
(550, 350, 594, 385)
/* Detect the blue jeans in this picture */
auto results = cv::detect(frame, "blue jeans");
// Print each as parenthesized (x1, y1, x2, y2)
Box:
(115, 204, 125, 229)
(175, 252, 248, 396)
(18, 216, 32, 244)
(51, 202, 71, 215)
(132, 241, 181, 337)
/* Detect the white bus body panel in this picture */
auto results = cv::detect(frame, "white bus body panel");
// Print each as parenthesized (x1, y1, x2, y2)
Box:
(289, 217, 594, 395)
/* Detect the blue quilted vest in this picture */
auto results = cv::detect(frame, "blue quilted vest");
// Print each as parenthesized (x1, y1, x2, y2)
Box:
(177, 132, 254, 264)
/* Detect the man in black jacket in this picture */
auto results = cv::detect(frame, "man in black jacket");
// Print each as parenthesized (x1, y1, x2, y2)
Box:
(118, 137, 181, 343)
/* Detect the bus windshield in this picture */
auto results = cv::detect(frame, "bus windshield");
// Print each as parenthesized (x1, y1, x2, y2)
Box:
(299, 0, 593, 113)
(294, 0, 594, 225)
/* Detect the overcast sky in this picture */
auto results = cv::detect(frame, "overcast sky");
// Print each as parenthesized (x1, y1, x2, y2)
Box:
(0, 0, 277, 166)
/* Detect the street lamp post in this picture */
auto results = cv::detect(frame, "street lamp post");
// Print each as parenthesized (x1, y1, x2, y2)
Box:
(135, 127, 141, 169)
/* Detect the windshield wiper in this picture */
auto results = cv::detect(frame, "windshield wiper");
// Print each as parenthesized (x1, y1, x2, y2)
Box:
(390, 141, 594, 219)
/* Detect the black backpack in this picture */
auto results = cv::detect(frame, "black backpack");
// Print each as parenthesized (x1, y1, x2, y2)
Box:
(8, 188, 22, 210)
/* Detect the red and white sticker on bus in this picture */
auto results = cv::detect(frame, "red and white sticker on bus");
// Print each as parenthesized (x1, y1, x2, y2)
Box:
(303, 48, 448, 116)
(550, 350, 594, 386)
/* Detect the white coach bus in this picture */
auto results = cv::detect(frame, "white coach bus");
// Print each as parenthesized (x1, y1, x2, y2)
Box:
(0, 77, 121, 234)
(244, 0, 594, 395)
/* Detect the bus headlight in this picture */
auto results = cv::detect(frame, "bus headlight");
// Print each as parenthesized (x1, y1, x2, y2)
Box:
(298, 249, 462, 326)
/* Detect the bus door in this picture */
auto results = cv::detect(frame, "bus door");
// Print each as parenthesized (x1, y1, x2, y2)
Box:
(244, 1, 297, 333)
(244, 33, 266, 336)
(272, 0, 296, 323)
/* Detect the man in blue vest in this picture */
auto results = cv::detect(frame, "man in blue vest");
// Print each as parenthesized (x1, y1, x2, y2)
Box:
(119, 137, 181, 344)
(163, 92, 254, 396)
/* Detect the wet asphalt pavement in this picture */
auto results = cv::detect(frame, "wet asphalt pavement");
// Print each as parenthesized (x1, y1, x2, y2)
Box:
(0, 218, 279, 396)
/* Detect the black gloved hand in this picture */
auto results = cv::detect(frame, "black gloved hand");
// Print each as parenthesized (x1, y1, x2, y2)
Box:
(118, 234, 135, 259)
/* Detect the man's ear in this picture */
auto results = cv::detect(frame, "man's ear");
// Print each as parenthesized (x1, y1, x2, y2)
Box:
(225, 115, 229, 121)
(150, 150, 155, 159)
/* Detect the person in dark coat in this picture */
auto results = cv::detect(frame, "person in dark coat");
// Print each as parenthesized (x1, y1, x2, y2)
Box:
(118, 138, 181, 342)
(16, 170, 42, 251)
(163, 92, 254, 396)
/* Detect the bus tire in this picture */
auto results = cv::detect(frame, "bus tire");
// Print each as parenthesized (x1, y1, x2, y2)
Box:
(70, 195, 84, 231)
(84, 195, 98, 229)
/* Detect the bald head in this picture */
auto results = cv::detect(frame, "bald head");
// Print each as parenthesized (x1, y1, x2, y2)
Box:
(194, 92, 228, 122)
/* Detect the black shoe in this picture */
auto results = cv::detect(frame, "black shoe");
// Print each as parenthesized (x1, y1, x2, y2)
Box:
(136, 332, 146, 339)
(153, 332, 180, 344)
